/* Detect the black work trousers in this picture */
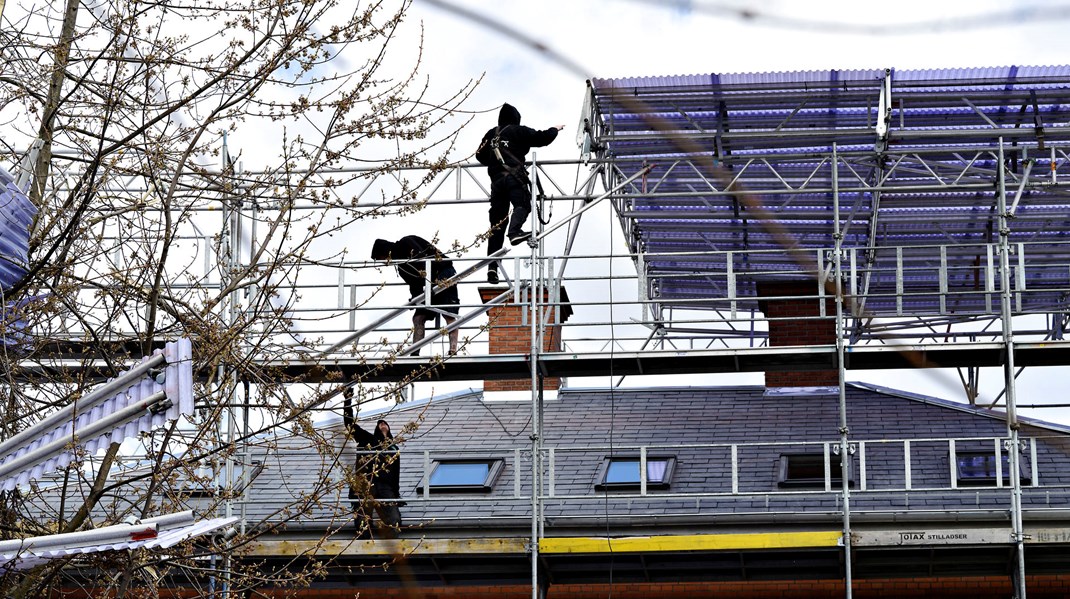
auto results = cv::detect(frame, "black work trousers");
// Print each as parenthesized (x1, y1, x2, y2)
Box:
(351, 482, 402, 539)
(487, 174, 532, 270)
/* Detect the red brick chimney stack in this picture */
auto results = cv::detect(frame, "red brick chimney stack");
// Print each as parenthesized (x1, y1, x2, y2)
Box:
(757, 281, 839, 389)
(478, 286, 572, 393)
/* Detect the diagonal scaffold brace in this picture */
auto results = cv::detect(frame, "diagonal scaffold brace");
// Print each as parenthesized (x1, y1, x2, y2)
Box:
(319, 163, 655, 359)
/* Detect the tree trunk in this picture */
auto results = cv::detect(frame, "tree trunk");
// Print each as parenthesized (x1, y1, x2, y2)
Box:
(29, 0, 80, 208)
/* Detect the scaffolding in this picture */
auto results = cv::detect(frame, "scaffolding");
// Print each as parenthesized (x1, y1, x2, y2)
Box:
(21, 148, 1070, 596)
(14, 65, 1070, 598)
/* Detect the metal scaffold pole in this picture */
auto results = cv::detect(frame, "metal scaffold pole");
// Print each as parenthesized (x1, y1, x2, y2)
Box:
(528, 155, 544, 599)
(833, 144, 854, 599)
(997, 138, 1028, 599)
(221, 132, 239, 599)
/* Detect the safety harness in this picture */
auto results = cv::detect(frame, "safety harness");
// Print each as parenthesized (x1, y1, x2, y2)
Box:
(485, 126, 551, 225)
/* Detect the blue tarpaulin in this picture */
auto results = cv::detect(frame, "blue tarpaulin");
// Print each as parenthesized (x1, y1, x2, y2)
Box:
(0, 166, 35, 293)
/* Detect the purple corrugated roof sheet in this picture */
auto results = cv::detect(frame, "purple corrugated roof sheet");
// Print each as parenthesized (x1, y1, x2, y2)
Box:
(588, 64, 1070, 316)
(594, 65, 1070, 91)
(593, 68, 889, 90)
(0, 166, 36, 292)
(894, 64, 1070, 82)
(0, 338, 195, 491)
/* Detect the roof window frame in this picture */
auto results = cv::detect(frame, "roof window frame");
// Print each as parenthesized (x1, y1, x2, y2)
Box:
(594, 454, 676, 491)
(777, 452, 853, 490)
(418, 457, 505, 494)
(954, 449, 1031, 487)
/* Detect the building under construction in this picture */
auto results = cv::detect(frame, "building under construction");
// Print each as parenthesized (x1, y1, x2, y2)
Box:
(10, 65, 1070, 598)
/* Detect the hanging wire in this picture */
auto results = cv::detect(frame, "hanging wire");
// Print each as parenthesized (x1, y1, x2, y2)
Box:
(604, 176, 617, 598)
(625, 0, 1070, 35)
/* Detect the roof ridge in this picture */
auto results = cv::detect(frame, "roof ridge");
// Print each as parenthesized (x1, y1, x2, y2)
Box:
(847, 381, 1070, 435)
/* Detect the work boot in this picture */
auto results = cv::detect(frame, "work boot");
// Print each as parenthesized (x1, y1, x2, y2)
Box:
(509, 231, 531, 246)
(487, 269, 499, 284)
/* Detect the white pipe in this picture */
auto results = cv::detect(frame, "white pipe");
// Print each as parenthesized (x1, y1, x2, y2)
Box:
(0, 521, 158, 553)
(141, 510, 195, 529)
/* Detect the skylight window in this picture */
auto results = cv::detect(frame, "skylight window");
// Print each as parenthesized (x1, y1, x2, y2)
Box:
(595, 456, 675, 490)
(421, 458, 503, 493)
(777, 453, 851, 489)
(955, 452, 1030, 486)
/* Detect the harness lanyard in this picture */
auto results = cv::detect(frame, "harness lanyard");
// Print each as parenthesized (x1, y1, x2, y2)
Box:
(494, 126, 551, 225)
(535, 174, 550, 226)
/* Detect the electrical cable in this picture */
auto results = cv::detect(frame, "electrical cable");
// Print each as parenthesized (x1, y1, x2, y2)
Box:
(624, 0, 1070, 35)
(603, 180, 616, 598)
(562, 157, 585, 253)
(535, 173, 551, 226)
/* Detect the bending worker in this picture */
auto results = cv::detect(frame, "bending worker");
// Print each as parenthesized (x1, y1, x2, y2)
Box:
(371, 235, 460, 355)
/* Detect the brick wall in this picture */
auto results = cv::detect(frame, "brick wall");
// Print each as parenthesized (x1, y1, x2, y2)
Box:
(479, 286, 570, 393)
(214, 575, 1068, 598)
(757, 280, 839, 388)
(549, 577, 1063, 598)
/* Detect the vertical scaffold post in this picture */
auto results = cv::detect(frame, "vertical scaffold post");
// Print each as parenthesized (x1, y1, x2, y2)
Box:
(998, 138, 1028, 599)
(528, 154, 544, 599)
(219, 131, 241, 599)
(833, 144, 854, 599)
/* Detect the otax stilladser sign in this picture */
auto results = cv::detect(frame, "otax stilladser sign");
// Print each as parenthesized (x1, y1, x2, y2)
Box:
(852, 527, 1070, 547)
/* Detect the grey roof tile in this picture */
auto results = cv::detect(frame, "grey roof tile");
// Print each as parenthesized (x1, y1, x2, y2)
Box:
(155, 384, 1070, 531)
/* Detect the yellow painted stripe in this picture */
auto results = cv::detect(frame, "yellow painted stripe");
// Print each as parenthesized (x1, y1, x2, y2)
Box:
(248, 531, 842, 557)
(540, 531, 842, 554)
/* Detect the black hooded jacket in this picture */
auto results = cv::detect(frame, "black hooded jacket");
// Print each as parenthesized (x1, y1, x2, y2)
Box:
(343, 399, 401, 495)
(374, 235, 454, 299)
(476, 103, 559, 180)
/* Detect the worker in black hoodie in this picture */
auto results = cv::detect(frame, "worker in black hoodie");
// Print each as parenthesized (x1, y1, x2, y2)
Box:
(342, 388, 402, 539)
(371, 235, 460, 355)
(476, 103, 563, 284)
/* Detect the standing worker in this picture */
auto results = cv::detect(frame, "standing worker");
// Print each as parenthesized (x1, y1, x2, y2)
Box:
(476, 103, 563, 284)
(371, 235, 460, 355)
(342, 387, 402, 539)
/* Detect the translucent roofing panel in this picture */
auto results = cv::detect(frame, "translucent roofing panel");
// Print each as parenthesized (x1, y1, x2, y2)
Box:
(0, 513, 238, 571)
(0, 338, 195, 491)
(590, 65, 1070, 316)
(0, 166, 35, 292)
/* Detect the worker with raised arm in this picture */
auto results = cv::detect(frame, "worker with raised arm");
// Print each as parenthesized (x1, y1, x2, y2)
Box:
(342, 387, 402, 539)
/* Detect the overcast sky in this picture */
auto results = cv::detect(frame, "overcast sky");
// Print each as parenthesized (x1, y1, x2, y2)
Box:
(411, 0, 1070, 151)
(348, 0, 1070, 424)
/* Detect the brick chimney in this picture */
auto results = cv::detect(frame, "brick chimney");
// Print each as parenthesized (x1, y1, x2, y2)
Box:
(756, 281, 839, 389)
(478, 286, 572, 393)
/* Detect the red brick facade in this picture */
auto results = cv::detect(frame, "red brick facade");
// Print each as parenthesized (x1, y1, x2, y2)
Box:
(106, 575, 1064, 598)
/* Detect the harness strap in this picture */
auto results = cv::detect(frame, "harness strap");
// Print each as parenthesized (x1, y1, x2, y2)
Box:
(493, 125, 551, 225)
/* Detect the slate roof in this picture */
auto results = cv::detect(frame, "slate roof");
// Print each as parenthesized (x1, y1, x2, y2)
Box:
(239, 383, 1070, 538)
